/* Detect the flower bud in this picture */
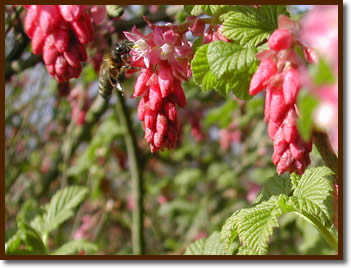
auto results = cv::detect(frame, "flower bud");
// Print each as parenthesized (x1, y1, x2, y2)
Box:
(283, 68, 300, 106)
(158, 62, 174, 98)
(133, 69, 152, 97)
(249, 58, 277, 95)
(59, 5, 83, 22)
(268, 29, 293, 51)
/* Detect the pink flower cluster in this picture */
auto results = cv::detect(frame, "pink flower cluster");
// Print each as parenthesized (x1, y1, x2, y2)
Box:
(249, 15, 312, 175)
(124, 20, 192, 152)
(23, 5, 105, 82)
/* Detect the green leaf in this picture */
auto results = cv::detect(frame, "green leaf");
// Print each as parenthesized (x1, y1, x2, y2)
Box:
(204, 99, 238, 128)
(201, 5, 238, 17)
(185, 232, 234, 255)
(5, 231, 23, 255)
(184, 238, 205, 255)
(191, 44, 255, 99)
(34, 186, 88, 236)
(236, 195, 285, 255)
(208, 41, 257, 78)
(292, 167, 334, 222)
(254, 174, 292, 203)
(221, 68, 254, 100)
(192, 36, 203, 53)
(184, 5, 195, 15)
(220, 211, 240, 251)
(18, 221, 48, 254)
(221, 5, 288, 47)
(203, 232, 234, 255)
(297, 90, 319, 141)
(191, 44, 219, 92)
(106, 5, 124, 18)
(286, 196, 331, 228)
(51, 240, 98, 255)
(190, 5, 204, 16)
(190, 5, 227, 16)
(309, 57, 336, 85)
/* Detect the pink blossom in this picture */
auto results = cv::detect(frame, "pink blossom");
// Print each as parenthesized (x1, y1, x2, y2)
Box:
(89, 5, 106, 25)
(300, 6, 338, 153)
(249, 15, 313, 175)
(123, 18, 192, 152)
(300, 5, 338, 70)
(22, 5, 101, 82)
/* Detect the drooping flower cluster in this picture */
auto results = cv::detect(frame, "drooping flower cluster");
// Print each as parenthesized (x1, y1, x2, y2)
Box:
(300, 5, 338, 153)
(124, 21, 192, 152)
(23, 5, 105, 82)
(249, 15, 312, 175)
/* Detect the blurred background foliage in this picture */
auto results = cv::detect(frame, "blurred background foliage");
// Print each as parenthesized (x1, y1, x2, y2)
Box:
(5, 5, 333, 255)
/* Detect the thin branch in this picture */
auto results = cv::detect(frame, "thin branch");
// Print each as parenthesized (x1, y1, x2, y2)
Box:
(115, 91, 144, 255)
(6, 54, 42, 82)
(312, 130, 338, 183)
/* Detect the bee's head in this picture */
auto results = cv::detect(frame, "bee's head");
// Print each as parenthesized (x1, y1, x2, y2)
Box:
(111, 41, 133, 61)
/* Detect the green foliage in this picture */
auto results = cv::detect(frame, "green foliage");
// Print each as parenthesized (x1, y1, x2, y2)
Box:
(106, 5, 124, 17)
(191, 42, 256, 99)
(297, 90, 319, 141)
(204, 98, 238, 128)
(6, 186, 92, 255)
(254, 174, 292, 203)
(184, 231, 235, 255)
(236, 195, 285, 255)
(291, 167, 334, 219)
(51, 240, 98, 255)
(219, 167, 337, 255)
(6, 220, 47, 255)
(208, 41, 257, 77)
(188, 5, 237, 17)
(309, 57, 336, 85)
(18, 220, 48, 254)
(221, 5, 289, 47)
(31, 186, 88, 236)
(6, 4, 337, 257)
(220, 211, 240, 252)
(67, 116, 124, 176)
(189, 5, 288, 99)
(191, 44, 220, 92)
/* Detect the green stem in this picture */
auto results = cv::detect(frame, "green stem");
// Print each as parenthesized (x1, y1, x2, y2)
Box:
(294, 211, 338, 251)
(115, 91, 144, 255)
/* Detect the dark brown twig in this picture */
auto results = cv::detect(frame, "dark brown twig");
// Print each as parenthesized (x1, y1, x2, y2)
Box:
(312, 130, 338, 183)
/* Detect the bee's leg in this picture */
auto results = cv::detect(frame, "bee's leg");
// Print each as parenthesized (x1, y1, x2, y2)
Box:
(108, 74, 119, 91)
(115, 81, 124, 92)
(121, 64, 139, 72)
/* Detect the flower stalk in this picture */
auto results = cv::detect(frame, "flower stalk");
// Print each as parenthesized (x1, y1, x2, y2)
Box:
(115, 90, 144, 255)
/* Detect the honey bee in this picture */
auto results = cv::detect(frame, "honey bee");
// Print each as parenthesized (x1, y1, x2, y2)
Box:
(98, 40, 134, 99)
